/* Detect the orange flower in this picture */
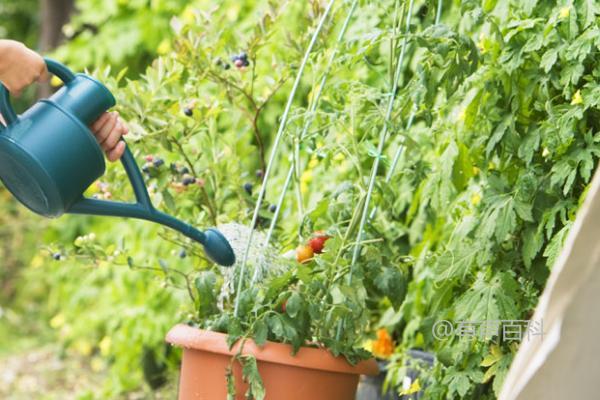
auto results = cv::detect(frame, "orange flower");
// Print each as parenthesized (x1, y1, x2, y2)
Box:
(372, 328, 394, 358)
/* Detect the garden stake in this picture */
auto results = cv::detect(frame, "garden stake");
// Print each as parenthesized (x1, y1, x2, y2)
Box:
(334, 0, 416, 342)
(251, 1, 358, 284)
(261, 0, 358, 253)
(349, 0, 415, 276)
(234, 0, 336, 316)
(369, 0, 443, 220)
(0, 59, 235, 267)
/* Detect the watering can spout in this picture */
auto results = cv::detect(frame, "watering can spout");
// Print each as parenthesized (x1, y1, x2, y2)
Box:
(69, 148, 236, 267)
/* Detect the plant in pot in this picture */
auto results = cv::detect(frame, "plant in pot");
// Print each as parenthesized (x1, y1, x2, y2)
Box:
(165, 190, 390, 399)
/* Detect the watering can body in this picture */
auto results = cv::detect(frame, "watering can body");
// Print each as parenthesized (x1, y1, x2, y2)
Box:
(0, 60, 111, 217)
(0, 59, 235, 267)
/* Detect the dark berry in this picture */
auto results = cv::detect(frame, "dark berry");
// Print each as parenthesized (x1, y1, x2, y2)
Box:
(242, 59, 250, 67)
(255, 169, 264, 179)
(179, 166, 190, 175)
(183, 107, 193, 117)
(231, 54, 240, 62)
(153, 158, 164, 168)
(223, 63, 231, 70)
(243, 182, 253, 194)
(179, 249, 187, 259)
(52, 252, 61, 261)
(269, 204, 277, 213)
(239, 52, 248, 61)
(182, 176, 195, 186)
(170, 163, 178, 173)
(142, 164, 151, 174)
(215, 58, 224, 66)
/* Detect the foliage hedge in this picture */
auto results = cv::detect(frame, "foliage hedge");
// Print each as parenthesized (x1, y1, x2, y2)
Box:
(2, 0, 600, 398)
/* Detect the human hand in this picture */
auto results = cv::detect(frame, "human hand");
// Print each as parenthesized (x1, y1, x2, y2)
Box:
(0, 40, 49, 96)
(91, 112, 128, 162)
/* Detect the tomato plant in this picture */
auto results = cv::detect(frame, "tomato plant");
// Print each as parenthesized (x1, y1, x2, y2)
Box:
(4, 0, 600, 398)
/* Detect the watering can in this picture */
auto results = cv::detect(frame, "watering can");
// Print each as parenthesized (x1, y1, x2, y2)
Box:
(0, 58, 235, 267)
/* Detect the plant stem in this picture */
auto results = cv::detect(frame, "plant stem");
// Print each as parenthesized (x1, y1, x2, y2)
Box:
(169, 136, 218, 224)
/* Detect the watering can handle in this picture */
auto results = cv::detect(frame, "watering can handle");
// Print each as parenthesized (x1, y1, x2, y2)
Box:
(0, 58, 76, 126)
(68, 144, 208, 244)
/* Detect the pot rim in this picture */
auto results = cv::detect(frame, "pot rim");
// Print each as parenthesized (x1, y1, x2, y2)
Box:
(166, 324, 379, 376)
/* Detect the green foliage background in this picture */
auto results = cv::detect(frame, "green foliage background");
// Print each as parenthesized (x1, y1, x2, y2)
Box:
(1, 0, 600, 399)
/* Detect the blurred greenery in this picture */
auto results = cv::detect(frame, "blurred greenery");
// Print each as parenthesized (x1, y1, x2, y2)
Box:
(1, 0, 600, 399)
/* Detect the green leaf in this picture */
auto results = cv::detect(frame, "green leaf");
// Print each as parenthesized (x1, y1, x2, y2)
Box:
(285, 292, 302, 318)
(486, 116, 512, 157)
(540, 48, 558, 72)
(240, 355, 265, 400)
(330, 285, 346, 304)
(161, 189, 176, 212)
(253, 319, 268, 346)
(195, 271, 218, 318)
(435, 245, 479, 281)
(543, 222, 571, 268)
(522, 226, 544, 269)
(455, 272, 519, 324)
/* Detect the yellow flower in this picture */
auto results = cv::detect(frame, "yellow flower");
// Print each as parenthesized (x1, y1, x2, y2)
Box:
(372, 328, 394, 359)
(472, 166, 481, 176)
(50, 75, 63, 88)
(300, 170, 313, 195)
(400, 379, 422, 396)
(182, 6, 196, 24)
(50, 313, 65, 329)
(559, 6, 570, 19)
(471, 193, 481, 206)
(333, 152, 346, 162)
(571, 89, 583, 105)
(73, 339, 93, 356)
(30, 254, 44, 268)
(308, 157, 319, 169)
(90, 357, 104, 372)
(99, 336, 112, 356)
(157, 39, 171, 55)
(477, 33, 487, 53)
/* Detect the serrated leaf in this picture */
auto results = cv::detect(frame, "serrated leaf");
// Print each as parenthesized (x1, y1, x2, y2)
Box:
(540, 48, 558, 72)
(253, 319, 268, 346)
(455, 272, 519, 323)
(543, 222, 571, 268)
(240, 355, 265, 400)
(522, 226, 544, 268)
(285, 292, 302, 318)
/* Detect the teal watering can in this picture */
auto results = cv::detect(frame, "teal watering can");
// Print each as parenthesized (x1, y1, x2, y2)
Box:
(0, 58, 235, 267)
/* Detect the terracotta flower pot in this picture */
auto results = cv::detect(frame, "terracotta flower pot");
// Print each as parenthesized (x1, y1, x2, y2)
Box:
(166, 324, 379, 400)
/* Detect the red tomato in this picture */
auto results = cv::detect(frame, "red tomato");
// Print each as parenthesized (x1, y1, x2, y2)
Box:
(308, 231, 330, 254)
